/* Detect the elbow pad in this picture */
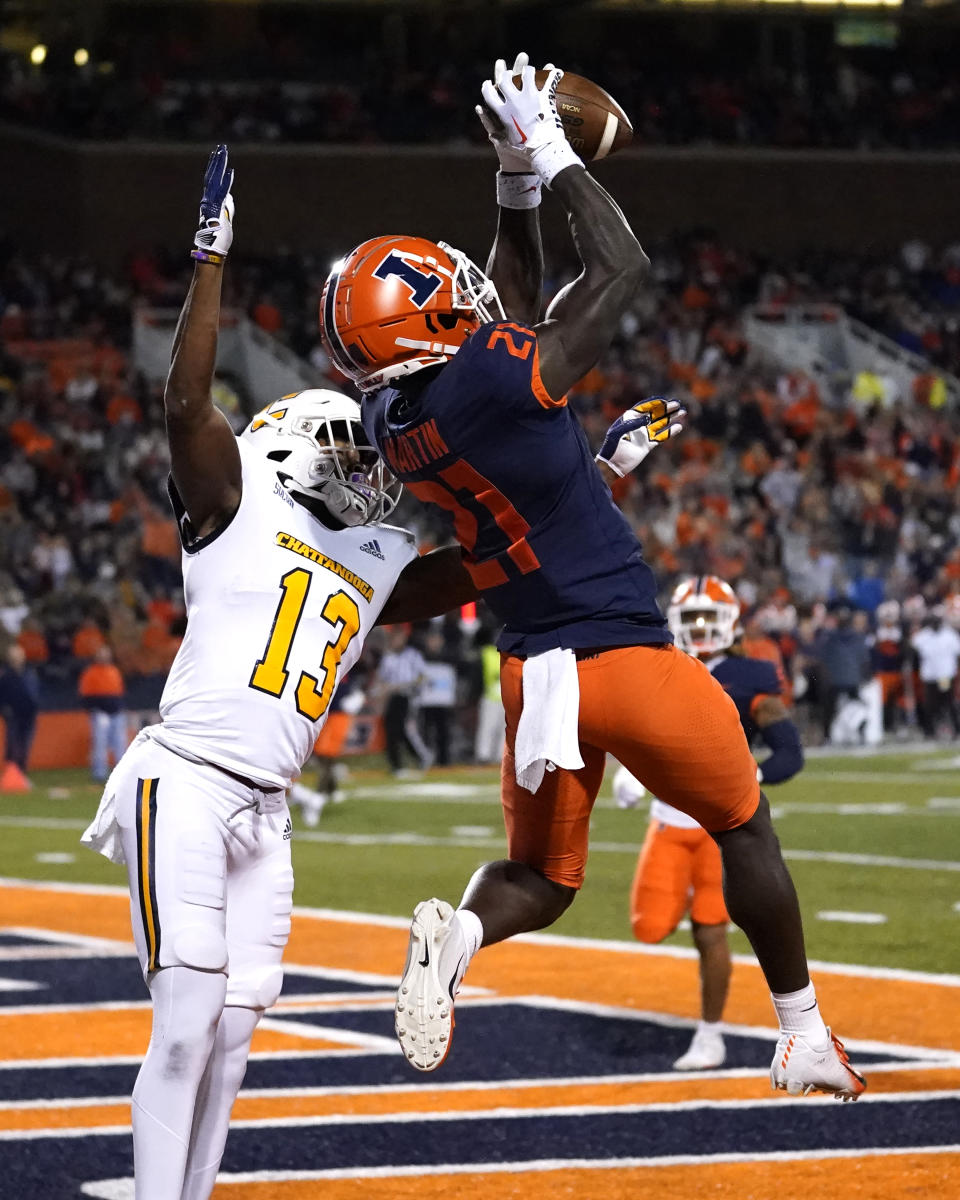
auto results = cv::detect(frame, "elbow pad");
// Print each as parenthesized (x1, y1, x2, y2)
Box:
(757, 718, 804, 785)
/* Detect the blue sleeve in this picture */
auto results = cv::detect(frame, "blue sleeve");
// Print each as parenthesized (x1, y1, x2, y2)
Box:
(758, 718, 804, 785)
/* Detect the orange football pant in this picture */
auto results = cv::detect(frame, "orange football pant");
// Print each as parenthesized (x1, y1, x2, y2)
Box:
(500, 643, 760, 889)
(630, 820, 729, 943)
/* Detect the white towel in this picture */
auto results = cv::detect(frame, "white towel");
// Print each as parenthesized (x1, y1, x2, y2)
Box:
(514, 647, 584, 793)
(80, 789, 126, 865)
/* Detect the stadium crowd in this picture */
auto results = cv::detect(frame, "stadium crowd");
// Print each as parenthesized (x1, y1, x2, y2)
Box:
(2, 231, 960, 763)
(3, 37, 960, 152)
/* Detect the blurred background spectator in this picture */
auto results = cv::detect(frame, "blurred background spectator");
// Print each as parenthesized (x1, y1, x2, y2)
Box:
(372, 626, 432, 777)
(911, 608, 960, 738)
(77, 645, 128, 782)
(0, 643, 39, 781)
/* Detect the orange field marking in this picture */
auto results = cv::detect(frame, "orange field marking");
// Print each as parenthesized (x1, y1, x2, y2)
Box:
(3, 1066, 958, 1134)
(2, 881, 959, 1064)
(0, 1006, 360, 1063)
(213, 1152, 960, 1200)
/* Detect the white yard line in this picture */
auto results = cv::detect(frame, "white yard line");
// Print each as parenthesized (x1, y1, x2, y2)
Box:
(12, 1087, 960, 1143)
(817, 910, 888, 925)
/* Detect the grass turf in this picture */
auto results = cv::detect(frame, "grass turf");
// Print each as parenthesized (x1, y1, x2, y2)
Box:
(1, 747, 958, 974)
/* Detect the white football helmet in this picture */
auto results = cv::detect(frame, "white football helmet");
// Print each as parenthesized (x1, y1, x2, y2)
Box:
(667, 575, 741, 657)
(241, 389, 400, 526)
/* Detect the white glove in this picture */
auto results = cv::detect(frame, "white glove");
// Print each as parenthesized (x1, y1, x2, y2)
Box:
(595, 397, 686, 478)
(192, 144, 234, 263)
(477, 52, 535, 173)
(480, 62, 582, 187)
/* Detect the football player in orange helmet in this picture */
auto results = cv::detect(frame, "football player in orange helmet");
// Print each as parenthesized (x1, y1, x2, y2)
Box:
(618, 575, 804, 1070)
(322, 235, 506, 392)
(325, 58, 863, 1101)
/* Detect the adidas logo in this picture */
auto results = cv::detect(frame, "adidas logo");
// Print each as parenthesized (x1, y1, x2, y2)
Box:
(283, 817, 293, 841)
(359, 539, 385, 560)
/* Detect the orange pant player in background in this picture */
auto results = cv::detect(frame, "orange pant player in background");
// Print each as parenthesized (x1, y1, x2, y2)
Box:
(618, 575, 806, 1071)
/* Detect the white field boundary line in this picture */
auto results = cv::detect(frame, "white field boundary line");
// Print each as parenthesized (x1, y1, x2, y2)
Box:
(12, 817, 960, 873)
(7, 1087, 960, 1142)
(4, 876, 960, 987)
(798, 771, 959, 784)
(7, 1054, 957, 1114)
(77, 1142, 960, 1194)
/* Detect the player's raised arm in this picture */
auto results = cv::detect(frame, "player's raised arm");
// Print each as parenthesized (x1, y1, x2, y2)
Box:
(477, 54, 545, 325)
(164, 145, 242, 540)
(480, 64, 648, 401)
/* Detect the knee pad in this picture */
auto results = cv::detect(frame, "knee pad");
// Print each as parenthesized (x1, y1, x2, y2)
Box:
(226, 963, 284, 1010)
(171, 924, 229, 972)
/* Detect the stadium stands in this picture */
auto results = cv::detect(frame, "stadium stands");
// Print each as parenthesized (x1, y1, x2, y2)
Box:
(2, 230, 960, 757)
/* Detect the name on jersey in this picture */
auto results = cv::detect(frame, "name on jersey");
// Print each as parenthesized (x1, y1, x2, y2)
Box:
(275, 532, 374, 602)
(381, 418, 449, 476)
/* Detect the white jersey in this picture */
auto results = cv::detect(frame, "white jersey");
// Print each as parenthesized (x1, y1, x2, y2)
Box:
(156, 438, 417, 788)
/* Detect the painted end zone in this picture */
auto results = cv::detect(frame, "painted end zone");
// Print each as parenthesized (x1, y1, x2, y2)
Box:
(1, 882, 958, 1200)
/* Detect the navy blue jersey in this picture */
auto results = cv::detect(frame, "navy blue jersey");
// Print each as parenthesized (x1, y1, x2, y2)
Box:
(708, 654, 782, 744)
(363, 321, 670, 656)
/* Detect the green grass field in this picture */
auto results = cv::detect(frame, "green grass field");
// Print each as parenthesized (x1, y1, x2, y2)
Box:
(2, 747, 959, 975)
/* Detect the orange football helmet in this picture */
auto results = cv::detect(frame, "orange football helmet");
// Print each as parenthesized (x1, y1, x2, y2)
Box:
(667, 575, 741, 657)
(320, 235, 504, 392)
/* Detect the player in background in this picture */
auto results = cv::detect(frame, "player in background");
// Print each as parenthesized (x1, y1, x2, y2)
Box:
(615, 575, 805, 1071)
(871, 600, 906, 736)
(321, 59, 864, 1100)
(81, 147, 477, 1200)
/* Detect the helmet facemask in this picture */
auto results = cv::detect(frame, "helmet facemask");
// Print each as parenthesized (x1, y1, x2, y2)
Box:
(669, 604, 739, 656)
(439, 241, 504, 326)
(243, 392, 401, 527)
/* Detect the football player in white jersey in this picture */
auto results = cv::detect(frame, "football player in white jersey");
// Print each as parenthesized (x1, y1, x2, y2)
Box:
(81, 146, 476, 1200)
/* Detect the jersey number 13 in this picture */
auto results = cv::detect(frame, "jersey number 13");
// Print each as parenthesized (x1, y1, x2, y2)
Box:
(249, 568, 360, 721)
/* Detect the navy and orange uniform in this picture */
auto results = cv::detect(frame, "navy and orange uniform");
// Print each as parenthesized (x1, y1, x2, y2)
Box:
(629, 651, 793, 944)
(709, 654, 782, 747)
(365, 321, 760, 889)
(363, 321, 670, 657)
(872, 624, 905, 710)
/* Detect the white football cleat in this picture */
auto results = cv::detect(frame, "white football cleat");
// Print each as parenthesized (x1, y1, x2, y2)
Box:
(770, 1029, 867, 1100)
(674, 1026, 726, 1071)
(395, 898, 461, 1071)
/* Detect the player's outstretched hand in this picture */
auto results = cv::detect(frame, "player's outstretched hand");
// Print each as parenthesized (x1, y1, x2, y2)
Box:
(192, 144, 234, 264)
(480, 59, 581, 186)
(476, 52, 535, 173)
(596, 397, 686, 478)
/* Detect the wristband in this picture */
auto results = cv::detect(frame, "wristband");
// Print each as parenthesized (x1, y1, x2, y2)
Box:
(191, 248, 225, 266)
(530, 139, 584, 187)
(497, 171, 542, 210)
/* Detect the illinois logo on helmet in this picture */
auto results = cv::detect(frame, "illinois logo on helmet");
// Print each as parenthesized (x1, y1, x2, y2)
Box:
(667, 575, 741, 657)
(320, 235, 504, 392)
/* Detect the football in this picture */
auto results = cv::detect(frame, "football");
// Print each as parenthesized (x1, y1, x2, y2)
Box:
(518, 69, 633, 161)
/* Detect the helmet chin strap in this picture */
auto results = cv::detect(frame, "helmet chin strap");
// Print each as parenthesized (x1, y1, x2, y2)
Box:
(281, 475, 371, 528)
